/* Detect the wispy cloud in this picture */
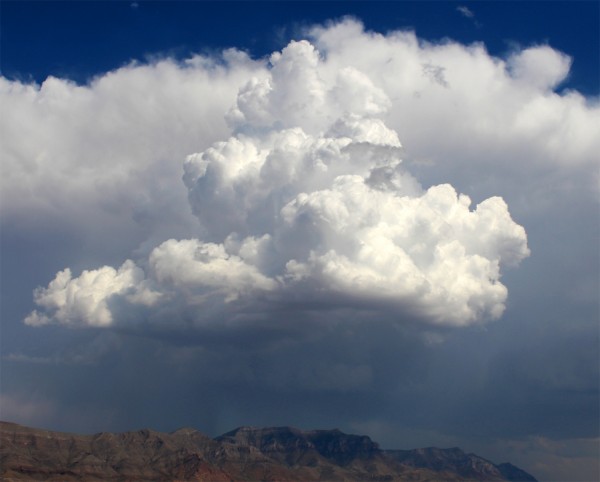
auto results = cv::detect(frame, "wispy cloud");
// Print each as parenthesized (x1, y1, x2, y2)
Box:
(457, 5, 482, 28)
(457, 5, 475, 19)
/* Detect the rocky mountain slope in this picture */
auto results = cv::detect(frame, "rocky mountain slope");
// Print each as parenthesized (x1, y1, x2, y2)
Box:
(385, 448, 536, 481)
(0, 421, 536, 481)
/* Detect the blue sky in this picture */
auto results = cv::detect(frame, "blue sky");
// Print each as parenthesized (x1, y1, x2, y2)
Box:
(1, 2, 599, 481)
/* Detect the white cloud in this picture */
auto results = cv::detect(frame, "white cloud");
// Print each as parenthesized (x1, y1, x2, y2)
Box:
(8, 19, 598, 334)
(22, 32, 535, 330)
(24, 260, 158, 327)
(508, 46, 572, 91)
(309, 19, 599, 181)
(0, 53, 262, 255)
(150, 238, 278, 301)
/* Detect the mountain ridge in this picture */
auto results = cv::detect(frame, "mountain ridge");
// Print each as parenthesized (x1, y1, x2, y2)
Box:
(0, 420, 536, 481)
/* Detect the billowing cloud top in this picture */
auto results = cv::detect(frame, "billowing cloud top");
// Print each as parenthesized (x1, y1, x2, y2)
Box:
(22, 33, 533, 330)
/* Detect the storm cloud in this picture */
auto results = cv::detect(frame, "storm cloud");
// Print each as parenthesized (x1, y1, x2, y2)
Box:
(2, 17, 598, 482)
(23, 37, 531, 331)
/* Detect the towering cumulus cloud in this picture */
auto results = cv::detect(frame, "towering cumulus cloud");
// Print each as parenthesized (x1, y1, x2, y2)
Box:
(25, 38, 529, 330)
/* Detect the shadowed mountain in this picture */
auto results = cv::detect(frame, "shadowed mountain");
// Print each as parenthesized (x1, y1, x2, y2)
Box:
(0, 421, 536, 481)
(385, 447, 537, 481)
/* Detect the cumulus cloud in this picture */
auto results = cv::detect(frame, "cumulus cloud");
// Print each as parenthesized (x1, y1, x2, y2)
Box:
(11, 18, 599, 336)
(5, 19, 595, 327)
(508, 46, 572, 91)
(0, 51, 263, 258)
(24, 35, 532, 331)
(24, 260, 160, 327)
(6, 18, 594, 267)
(309, 19, 599, 178)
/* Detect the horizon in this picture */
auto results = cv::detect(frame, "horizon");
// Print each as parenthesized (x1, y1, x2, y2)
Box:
(0, 418, 528, 462)
(0, 419, 539, 480)
(1, 2, 598, 481)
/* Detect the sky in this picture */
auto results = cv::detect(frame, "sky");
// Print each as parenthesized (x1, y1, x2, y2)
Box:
(0, 1, 598, 481)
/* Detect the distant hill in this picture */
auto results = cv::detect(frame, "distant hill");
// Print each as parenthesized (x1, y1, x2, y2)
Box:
(0, 421, 536, 481)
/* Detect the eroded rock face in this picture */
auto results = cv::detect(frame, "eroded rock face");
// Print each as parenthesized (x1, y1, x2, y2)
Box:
(386, 447, 507, 480)
(0, 421, 536, 481)
(0, 422, 225, 482)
